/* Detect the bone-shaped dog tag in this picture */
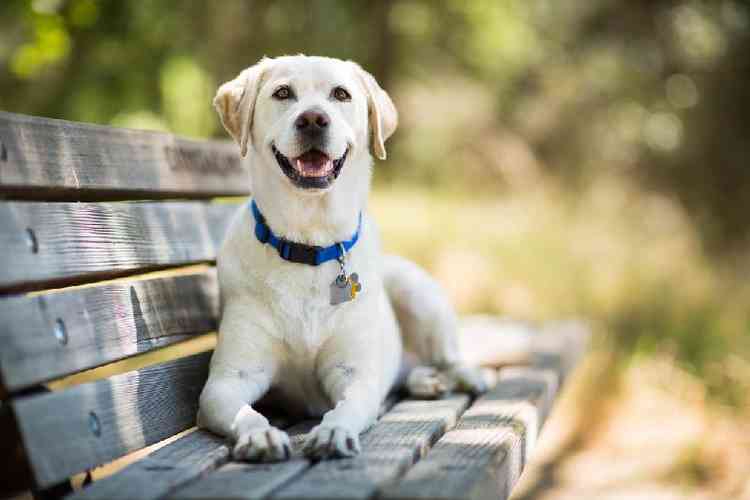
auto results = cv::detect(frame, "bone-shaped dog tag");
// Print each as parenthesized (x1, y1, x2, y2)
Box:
(330, 273, 363, 306)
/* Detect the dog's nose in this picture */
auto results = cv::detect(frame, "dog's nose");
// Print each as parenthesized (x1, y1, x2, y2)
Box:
(295, 109, 330, 132)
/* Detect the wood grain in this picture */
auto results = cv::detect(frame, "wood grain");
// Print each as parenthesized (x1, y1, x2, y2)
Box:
(0, 111, 250, 201)
(271, 396, 471, 500)
(379, 322, 589, 500)
(68, 430, 230, 500)
(169, 460, 309, 500)
(11, 352, 211, 489)
(0, 269, 219, 393)
(0, 201, 238, 292)
(169, 395, 466, 500)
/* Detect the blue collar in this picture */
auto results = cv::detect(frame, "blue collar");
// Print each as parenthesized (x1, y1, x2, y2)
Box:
(250, 200, 362, 266)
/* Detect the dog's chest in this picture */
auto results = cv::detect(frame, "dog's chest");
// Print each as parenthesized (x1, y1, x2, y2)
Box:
(260, 262, 342, 348)
(262, 268, 344, 416)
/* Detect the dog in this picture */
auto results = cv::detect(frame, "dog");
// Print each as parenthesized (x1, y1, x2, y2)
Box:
(197, 55, 487, 462)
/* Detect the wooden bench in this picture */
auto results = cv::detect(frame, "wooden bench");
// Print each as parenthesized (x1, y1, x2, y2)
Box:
(0, 111, 588, 500)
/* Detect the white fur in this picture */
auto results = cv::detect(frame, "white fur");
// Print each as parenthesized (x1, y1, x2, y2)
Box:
(198, 55, 485, 462)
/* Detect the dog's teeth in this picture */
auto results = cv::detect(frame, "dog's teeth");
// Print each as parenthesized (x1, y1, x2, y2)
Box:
(295, 158, 334, 177)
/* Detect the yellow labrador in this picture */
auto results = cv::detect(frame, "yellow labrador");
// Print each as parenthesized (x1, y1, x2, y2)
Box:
(198, 55, 486, 461)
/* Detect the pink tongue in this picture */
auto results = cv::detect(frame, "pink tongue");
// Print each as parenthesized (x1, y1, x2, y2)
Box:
(295, 151, 333, 176)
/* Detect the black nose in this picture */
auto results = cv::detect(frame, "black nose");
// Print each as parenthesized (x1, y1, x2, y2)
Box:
(295, 108, 330, 132)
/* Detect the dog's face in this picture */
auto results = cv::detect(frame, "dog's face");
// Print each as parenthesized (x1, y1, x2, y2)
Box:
(214, 56, 397, 193)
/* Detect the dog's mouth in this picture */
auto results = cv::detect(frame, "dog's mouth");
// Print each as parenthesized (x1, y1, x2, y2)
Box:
(272, 145, 348, 190)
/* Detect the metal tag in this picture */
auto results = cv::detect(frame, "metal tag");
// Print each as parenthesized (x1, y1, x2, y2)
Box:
(330, 272, 363, 306)
(330, 243, 363, 306)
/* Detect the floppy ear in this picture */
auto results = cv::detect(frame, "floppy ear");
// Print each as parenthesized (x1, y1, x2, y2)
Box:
(213, 59, 270, 158)
(352, 63, 398, 160)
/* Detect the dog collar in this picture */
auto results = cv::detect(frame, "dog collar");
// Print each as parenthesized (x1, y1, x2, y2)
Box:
(249, 200, 362, 266)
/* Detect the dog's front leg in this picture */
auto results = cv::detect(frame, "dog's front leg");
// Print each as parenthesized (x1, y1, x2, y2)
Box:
(303, 342, 383, 459)
(197, 310, 290, 462)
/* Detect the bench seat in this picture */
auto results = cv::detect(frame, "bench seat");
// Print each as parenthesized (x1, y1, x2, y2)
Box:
(0, 111, 588, 500)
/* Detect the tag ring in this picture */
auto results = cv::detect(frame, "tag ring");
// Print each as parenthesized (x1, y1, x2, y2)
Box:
(336, 243, 347, 277)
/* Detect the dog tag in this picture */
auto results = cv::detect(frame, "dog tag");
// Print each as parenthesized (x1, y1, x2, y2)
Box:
(349, 273, 363, 299)
(330, 273, 363, 305)
(330, 243, 363, 306)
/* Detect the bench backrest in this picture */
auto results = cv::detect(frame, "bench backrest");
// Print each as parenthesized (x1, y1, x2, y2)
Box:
(0, 111, 247, 493)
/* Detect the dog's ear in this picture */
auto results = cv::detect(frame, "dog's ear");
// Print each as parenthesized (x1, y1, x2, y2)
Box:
(352, 63, 398, 160)
(214, 59, 271, 158)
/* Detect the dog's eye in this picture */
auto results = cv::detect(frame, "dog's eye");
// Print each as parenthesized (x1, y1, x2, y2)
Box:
(272, 86, 293, 100)
(332, 86, 351, 102)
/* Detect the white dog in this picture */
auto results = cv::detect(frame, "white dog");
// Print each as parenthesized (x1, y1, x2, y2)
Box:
(198, 55, 486, 462)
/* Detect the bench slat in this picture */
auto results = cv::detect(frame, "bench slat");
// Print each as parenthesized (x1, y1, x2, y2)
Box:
(68, 430, 230, 500)
(0, 269, 218, 393)
(170, 460, 309, 500)
(0, 111, 249, 200)
(11, 352, 211, 489)
(0, 201, 238, 292)
(270, 396, 471, 500)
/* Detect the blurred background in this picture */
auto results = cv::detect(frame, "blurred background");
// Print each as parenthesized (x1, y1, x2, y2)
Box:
(1, 0, 749, 498)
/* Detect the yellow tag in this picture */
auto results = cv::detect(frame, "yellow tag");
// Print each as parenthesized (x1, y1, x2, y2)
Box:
(349, 273, 362, 299)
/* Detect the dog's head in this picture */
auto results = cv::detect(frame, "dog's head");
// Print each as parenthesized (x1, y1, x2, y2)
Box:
(214, 55, 397, 192)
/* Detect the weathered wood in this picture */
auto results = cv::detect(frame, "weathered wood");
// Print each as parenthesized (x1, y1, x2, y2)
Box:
(169, 460, 309, 500)
(68, 430, 230, 500)
(0, 269, 219, 393)
(0, 111, 249, 201)
(166, 395, 465, 500)
(379, 323, 589, 500)
(0, 201, 238, 292)
(11, 352, 211, 489)
(271, 396, 471, 500)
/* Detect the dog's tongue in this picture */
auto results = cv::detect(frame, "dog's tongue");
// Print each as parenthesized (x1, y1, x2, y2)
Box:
(295, 150, 333, 177)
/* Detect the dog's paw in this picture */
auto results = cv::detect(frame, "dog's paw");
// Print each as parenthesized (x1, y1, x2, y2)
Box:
(446, 364, 489, 396)
(233, 426, 291, 462)
(407, 364, 489, 398)
(303, 425, 361, 459)
(406, 366, 450, 399)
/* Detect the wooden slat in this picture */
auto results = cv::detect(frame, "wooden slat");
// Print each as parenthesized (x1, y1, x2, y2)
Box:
(169, 460, 309, 500)
(0, 201, 238, 292)
(68, 430, 231, 500)
(0, 269, 219, 393)
(270, 396, 471, 500)
(0, 111, 249, 201)
(380, 325, 589, 500)
(11, 352, 211, 489)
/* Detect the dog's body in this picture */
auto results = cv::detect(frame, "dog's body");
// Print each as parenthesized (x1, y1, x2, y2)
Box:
(198, 55, 485, 461)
